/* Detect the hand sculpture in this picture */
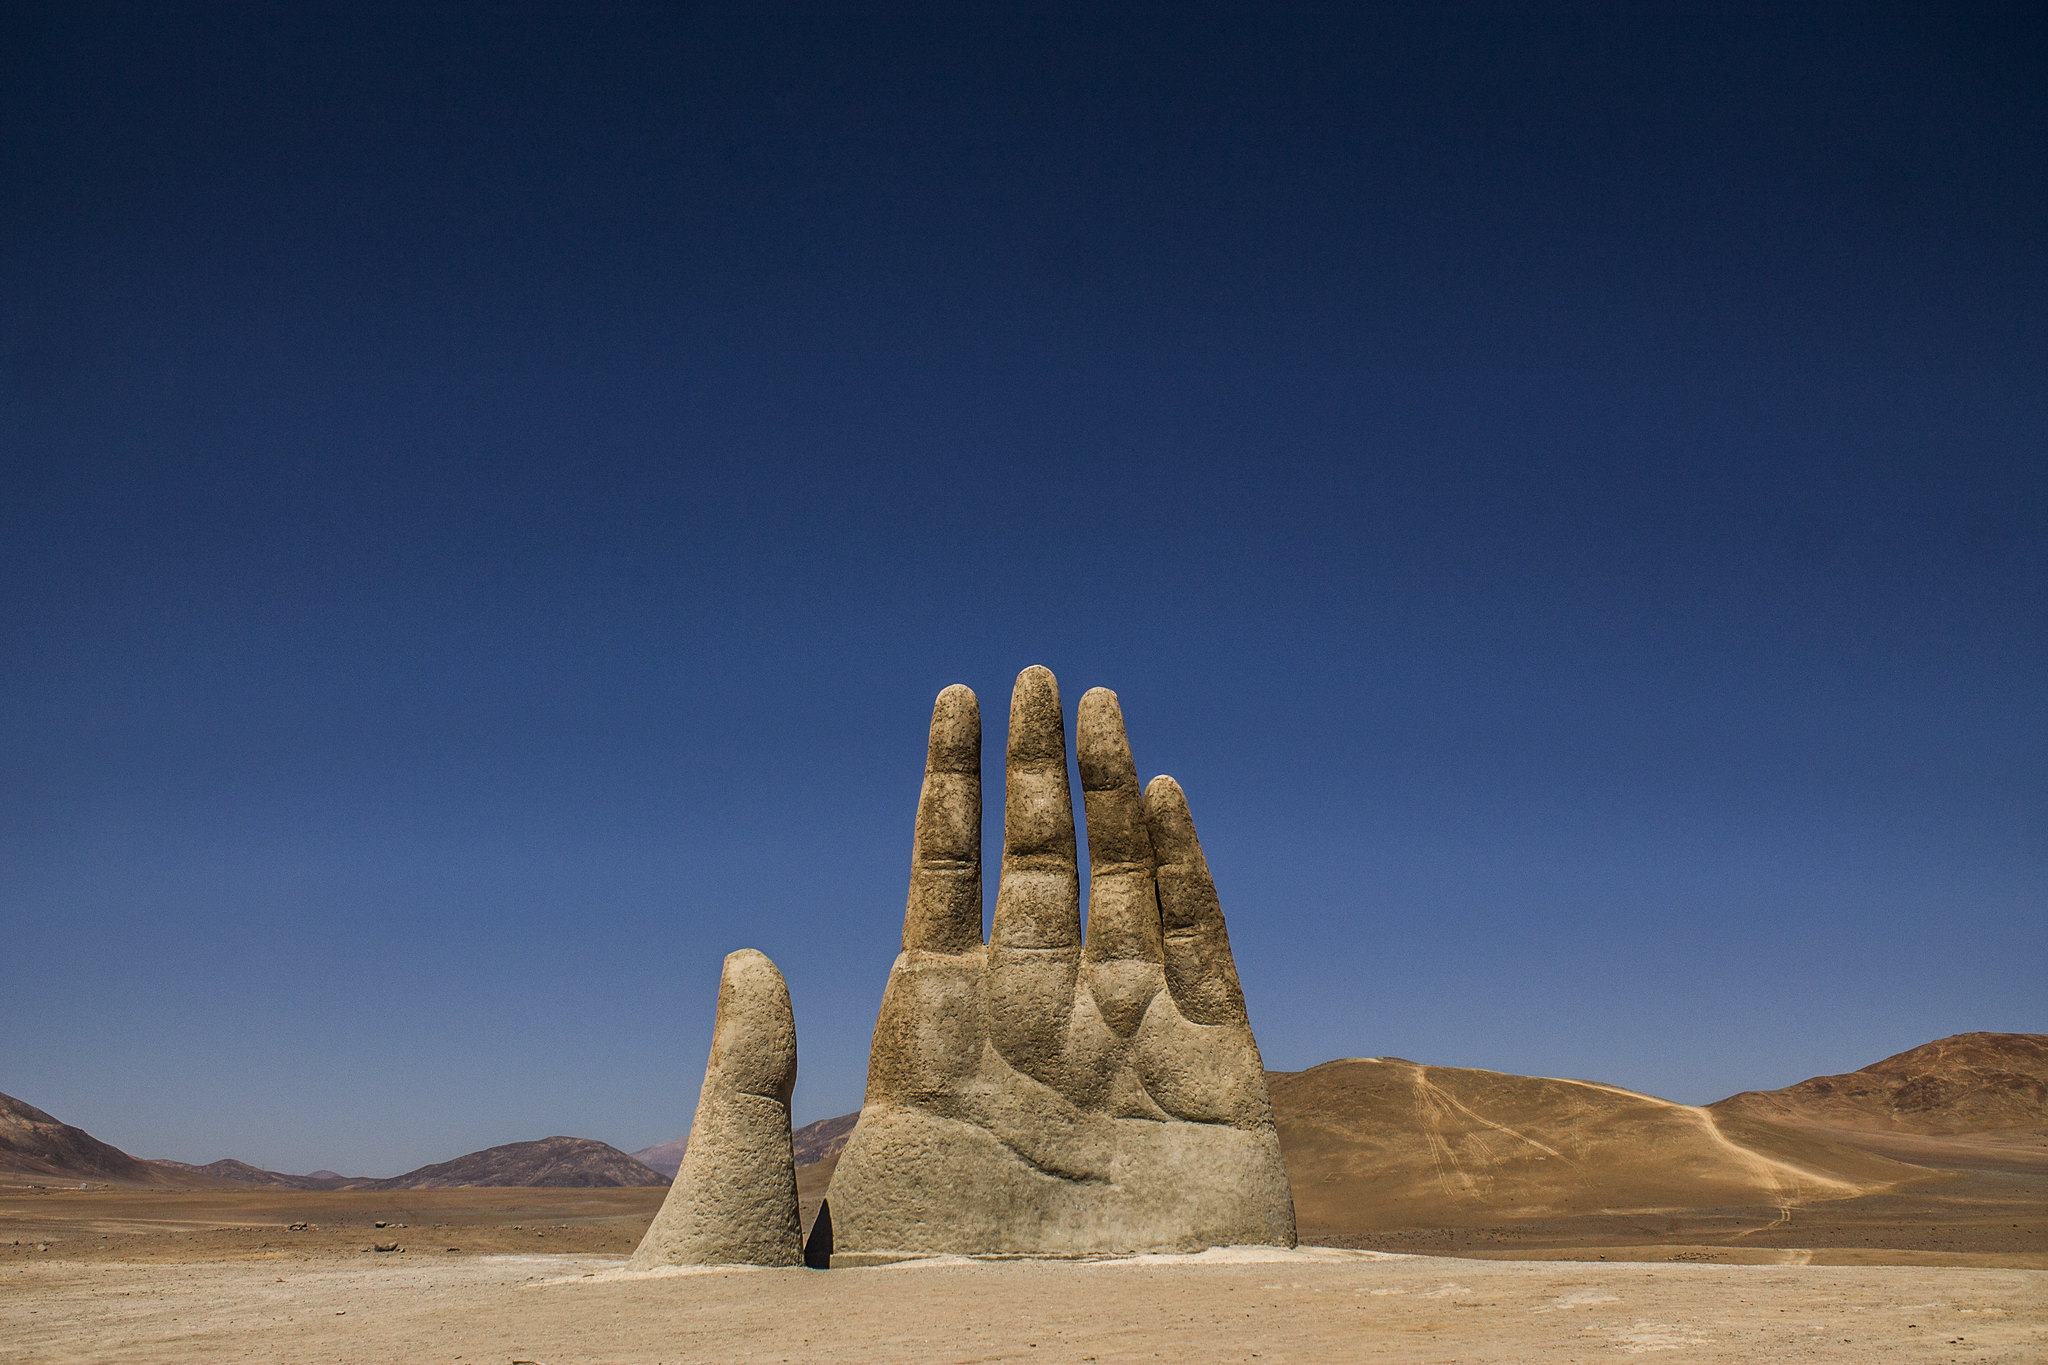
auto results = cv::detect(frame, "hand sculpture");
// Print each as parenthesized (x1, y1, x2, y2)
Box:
(822, 666, 1296, 1259)
(631, 949, 803, 1268)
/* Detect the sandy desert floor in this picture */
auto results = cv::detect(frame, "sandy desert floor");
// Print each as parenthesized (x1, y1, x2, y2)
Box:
(4, 1246, 2044, 1364)
(4, 1185, 2044, 1363)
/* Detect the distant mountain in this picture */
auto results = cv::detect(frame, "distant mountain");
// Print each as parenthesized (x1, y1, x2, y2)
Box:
(630, 1134, 689, 1179)
(1710, 1032, 2048, 1139)
(147, 1158, 365, 1190)
(367, 1136, 667, 1189)
(149, 1139, 667, 1190)
(633, 1111, 858, 1178)
(1, 1090, 168, 1185)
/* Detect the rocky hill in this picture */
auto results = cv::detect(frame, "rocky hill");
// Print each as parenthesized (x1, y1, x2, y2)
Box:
(368, 1136, 667, 1189)
(1710, 1032, 2047, 1138)
(793, 1112, 858, 1166)
(1, 1090, 168, 1185)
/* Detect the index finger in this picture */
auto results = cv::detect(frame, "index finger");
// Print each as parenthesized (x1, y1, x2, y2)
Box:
(902, 684, 983, 955)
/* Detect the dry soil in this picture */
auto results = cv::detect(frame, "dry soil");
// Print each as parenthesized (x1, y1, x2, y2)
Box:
(4, 1244, 2043, 1364)
(4, 1185, 2046, 1363)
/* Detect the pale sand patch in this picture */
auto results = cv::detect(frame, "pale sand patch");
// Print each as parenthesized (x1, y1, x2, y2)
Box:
(539, 1261, 787, 1285)
(1535, 1288, 1622, 1311)
(1613, 1319, 1718, 1353)
(1074, 1243, 1408, 1267)
(3, 1250, 2042, 1364)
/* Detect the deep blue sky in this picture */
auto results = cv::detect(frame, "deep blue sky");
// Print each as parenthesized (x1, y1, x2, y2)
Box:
(3, 4, 2042, 1176)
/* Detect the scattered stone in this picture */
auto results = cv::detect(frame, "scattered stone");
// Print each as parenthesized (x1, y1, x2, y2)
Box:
(372, 1242, 399, 1253)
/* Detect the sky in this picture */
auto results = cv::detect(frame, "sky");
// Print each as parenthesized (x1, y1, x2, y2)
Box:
(2, 3, 2043, 1177)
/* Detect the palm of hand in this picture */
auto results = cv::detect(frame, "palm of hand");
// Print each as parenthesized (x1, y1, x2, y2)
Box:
(825, 667, 1296, 1258)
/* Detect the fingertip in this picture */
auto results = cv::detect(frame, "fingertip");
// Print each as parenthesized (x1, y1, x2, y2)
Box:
(1008, 665, 1065, 761)
(927, 684, 981, 774)
(1144, 773, 1188, 815)
(1076, 689, 1134, 791)
(718, 948, 793, 1019)
(1143, 775, 1199, 856)
(723, 946, 775, 974)
(712, 948, 797, 1100)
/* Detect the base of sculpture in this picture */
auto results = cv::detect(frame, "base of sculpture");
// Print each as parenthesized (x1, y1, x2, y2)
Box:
(827, 1100, 1296, 1259)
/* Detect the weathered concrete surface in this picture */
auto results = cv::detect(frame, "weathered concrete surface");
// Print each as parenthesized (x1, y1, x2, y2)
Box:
(826, 668, 1297, 1258)
(630, 949, 802, 1268)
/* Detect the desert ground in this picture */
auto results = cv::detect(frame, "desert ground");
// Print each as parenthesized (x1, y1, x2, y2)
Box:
(4, 1237, 2042, 1364)
(3, 1181, 2044, 1364)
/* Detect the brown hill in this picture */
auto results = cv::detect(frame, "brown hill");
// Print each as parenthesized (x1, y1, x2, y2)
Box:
(1269, 1058, 1921, 1240)
(368, 1136, 667, 1189)
(1710, 1033, 2048, 1139)
(1, 1090, 169, 1185)
(634, 1111, 857, 1179)
(793, 1112, 857, 1166)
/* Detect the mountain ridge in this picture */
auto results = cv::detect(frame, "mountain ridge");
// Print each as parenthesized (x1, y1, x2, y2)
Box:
(1709, 1032, 2048, 1138)
(146, 1158, 367, 1191)
(10, 1032, 2039, 1206)
(361, 1136, 666, 1189)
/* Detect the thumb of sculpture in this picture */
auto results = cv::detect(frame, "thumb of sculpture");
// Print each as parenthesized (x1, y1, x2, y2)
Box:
(629, 949, 803, 1268)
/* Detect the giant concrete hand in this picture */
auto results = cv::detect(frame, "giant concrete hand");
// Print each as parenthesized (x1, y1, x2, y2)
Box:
(823, 666, 1296, 1258)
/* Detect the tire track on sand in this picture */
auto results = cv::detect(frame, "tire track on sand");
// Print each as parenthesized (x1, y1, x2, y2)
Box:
(1408, 1063, 1575, 1202)
(1548, 1076, 1876, 1230)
